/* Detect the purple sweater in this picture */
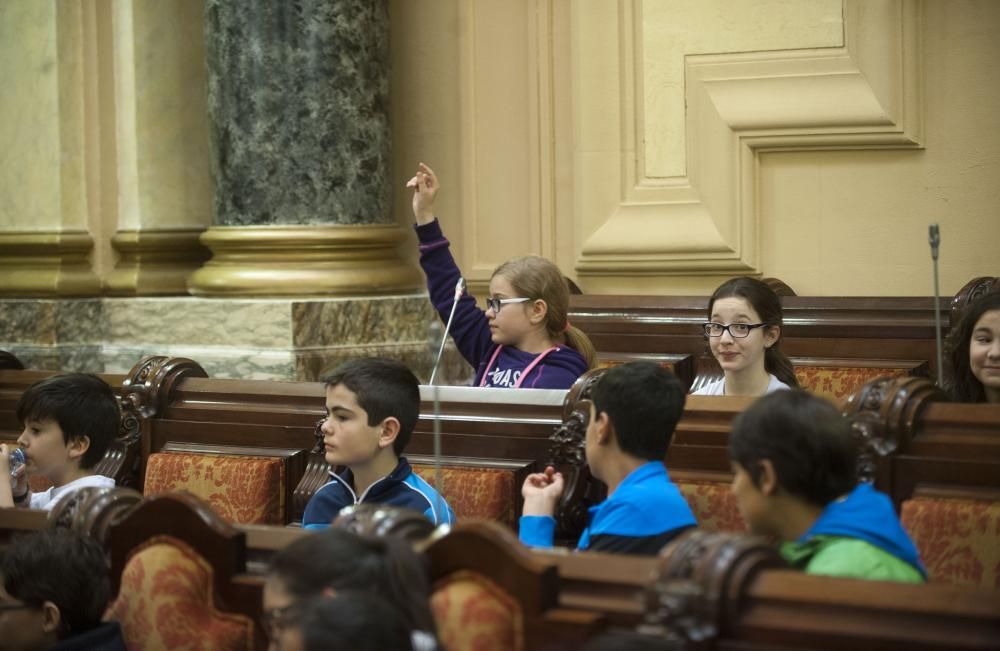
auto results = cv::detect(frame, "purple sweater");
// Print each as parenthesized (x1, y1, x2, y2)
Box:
(416, 219, 587, 389)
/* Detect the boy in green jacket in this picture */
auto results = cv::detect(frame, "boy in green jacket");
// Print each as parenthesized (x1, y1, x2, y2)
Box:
(728, 390, 925, 583)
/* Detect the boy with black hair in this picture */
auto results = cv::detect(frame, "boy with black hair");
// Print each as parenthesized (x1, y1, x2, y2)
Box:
(276, 593, 414, 651)
(0, 373, 119, 511)
(729, 390, 925, 582)
(520, 362, 697, 555)
(302, 358, 454, 528)
(0, 528, 126, 650)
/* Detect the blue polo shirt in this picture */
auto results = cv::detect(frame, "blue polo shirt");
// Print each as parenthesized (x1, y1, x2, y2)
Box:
(519, 461, 696, 556)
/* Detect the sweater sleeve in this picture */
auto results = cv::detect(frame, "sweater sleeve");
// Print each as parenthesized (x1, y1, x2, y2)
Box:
(518, 515, 556, 549)
(415, 219, 494, 371)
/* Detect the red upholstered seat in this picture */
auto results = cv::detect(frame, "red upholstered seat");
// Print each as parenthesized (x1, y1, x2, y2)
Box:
(412, 464, 517, 529)
(431, 570, 523, 651)
(676, 479, 746, 533)
(795, 366, 913, 401)
(105, 535, 255, 651)
(900, 495, 1000, 589)
(143, 452, 285, 525)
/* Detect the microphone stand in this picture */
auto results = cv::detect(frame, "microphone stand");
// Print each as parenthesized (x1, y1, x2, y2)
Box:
(427, 277, 464, 526)
(929, 224, 943, 387)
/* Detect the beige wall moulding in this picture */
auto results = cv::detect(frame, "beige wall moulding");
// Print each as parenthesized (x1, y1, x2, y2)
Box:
(0, 231, 101, 297)
(104, 229, 211, 296)
(187, 224, 422, 296)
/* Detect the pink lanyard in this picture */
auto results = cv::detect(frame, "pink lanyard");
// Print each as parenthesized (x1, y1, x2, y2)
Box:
(479, 345, 559, 388)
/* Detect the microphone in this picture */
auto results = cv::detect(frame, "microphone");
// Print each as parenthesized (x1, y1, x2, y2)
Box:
(429, 277, 465, 386)
(929, 224, 943, 387)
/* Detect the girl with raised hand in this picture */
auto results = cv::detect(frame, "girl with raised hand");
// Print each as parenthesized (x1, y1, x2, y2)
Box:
(408, 163, 595, 389)
(694, 277, 799, 396)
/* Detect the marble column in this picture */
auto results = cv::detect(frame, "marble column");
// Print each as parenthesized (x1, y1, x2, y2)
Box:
(189, 0, 416, 295)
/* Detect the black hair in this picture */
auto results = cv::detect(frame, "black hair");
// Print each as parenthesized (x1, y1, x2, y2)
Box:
(290, 592, 414, 651)
(944, 291, 1000, 402)
(16, 373, 120, 469)
(321, 358, 420, 456)
(729, 390, 857, 507)
(2, 529, 111, 639)
(591, 362, 685, 461)
(268, 528, 436, 635)
(707, 277, 800, 388)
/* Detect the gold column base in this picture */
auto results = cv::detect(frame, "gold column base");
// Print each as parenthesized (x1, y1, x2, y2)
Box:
(187, 224, 422, 296)
(104, 229, 210, 296)
(0, 232, 101, 297)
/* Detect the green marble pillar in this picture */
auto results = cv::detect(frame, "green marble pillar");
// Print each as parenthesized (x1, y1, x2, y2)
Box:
(190, 0, 417, 295)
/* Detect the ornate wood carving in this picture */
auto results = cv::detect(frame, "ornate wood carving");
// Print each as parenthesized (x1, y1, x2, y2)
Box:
(48, 486, 143, 548)
(640, 529, 784, 646)
(115, 356, 208, 488)
(293, 418, 331, 522)
(332, 503, 437, 543)
(0, 350, 24, 370)
(842, 376, 946, 484)
(547, 368, 608, 542)
(950, 276, 999, 328)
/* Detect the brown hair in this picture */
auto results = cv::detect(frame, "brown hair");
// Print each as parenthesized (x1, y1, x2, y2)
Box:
(492, 256, 596, 369)
(944, 291, 1000, 402)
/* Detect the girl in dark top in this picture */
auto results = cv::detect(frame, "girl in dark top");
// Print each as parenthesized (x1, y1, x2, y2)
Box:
(408, 163, 596, 389)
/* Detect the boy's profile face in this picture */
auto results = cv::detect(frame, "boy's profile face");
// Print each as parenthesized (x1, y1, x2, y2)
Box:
(730, 461, 778, 538)
(16, 418, 86, 481)
(319, 384, 389, 468)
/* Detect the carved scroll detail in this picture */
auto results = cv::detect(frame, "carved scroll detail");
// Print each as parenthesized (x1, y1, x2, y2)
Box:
(950, 276, 999, 328)
(333, 503, 437, 543)
(49, 486, 144, 548)
(842, 376, 945, 484)
(293, 418, 333, 521)
(641, 529, 785, 644)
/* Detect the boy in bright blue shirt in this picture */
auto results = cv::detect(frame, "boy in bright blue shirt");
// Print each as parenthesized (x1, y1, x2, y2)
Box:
(520, 362, 696, 555)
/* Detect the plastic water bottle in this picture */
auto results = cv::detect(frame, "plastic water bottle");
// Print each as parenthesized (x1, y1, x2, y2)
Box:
(9, 448, 25, 477)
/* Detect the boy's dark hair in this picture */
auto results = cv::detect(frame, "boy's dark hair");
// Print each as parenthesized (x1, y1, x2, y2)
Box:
(321, 358, 420, 456)
(708, 277, 800, 388)
(291, 592, 414, 651)
(729, 390, 857, 507)
(944, 291, 1000, 402)
(2, 529, 111, 639)
(269, 528, 435, 635)
(16, 373, 120, 468)
(591, 362, 685, 461)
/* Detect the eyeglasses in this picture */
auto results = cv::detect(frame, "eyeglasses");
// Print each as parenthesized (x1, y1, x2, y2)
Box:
(703, 322, 768, 338)
(485, 297, 530, 313)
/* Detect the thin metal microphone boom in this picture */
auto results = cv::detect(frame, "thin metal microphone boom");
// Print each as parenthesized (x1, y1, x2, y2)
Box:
(929, 224, 943, 387)
(429, 277, 465, 386)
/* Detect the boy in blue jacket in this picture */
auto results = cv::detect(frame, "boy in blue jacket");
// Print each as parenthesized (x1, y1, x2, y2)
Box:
(519, 362, 697, 555)
(729, 390, 926, 582)
(302, 358, 454, 529)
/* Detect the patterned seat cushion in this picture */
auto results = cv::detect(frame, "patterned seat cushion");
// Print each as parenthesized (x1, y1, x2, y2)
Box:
(105, 536, 255, 651)
(900, 496, 1000, 589)
(795, 366, 912, 401)
(676, 479, 746, 533)
(412, 464, 516, 529)
(431, 570, 523, 651)
(144, 452, 285, 525)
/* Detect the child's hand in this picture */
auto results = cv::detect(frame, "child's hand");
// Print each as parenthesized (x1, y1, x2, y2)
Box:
(406, 162, 439, 225)
(521, 465, 565, 517)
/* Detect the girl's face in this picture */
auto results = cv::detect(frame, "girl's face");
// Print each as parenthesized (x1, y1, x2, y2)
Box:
(708, 297, 779, 379)
(486, 274, 537, 347)
(970, 309, 1000, 402)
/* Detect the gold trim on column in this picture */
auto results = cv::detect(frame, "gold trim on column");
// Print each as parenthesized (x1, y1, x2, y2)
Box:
(0, 231, 101, 297)
(104, 229, 210, 296)
(187, 224, 422, 296)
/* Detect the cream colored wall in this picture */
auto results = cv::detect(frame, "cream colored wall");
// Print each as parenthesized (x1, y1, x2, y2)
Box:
(390, 0, 999, 297)
(759, 1, 1000, 296)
